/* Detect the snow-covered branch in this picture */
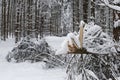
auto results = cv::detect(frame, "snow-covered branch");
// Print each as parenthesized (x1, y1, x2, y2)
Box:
(102, 0, 120, 11)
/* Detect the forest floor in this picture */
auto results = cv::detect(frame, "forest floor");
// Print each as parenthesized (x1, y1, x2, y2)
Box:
(0, 37, 66, 80)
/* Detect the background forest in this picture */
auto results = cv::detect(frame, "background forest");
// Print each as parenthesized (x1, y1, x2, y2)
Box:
(0, 0, 115, 43)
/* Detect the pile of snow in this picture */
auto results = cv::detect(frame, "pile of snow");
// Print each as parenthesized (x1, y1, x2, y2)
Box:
(56, 33, 80, 55)
(45, 36, 66, 51)
(45, 36, 68, 55)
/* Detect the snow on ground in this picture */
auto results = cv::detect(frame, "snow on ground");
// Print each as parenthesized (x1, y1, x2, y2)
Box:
(45, 36, 66, 51)
(0, 62, 66, 80)
(0, 37, 15, 62)
(0, 37, 66, 80)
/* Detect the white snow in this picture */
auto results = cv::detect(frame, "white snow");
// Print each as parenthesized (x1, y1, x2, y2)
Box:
(85, 24, 102, 37)
(45, 36, 66, 51)
(114, 20, 120, 28)
(79, 20, 85, 28)
(0, 37, 66, 80)
(0, 62, 66, 80)
(45, 36, 68, 55)
(55, 33, 80, 55)
(67, 33, 80, 48)
(0, 37, 15, 62)
(55, 39, 68, 55)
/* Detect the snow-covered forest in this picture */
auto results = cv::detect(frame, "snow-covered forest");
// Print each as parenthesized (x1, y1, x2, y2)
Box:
(0, 0, 118, 42)
(0, 0, 120, 80)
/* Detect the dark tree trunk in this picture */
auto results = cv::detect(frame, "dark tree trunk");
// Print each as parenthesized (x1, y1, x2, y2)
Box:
(113, 27, 120, 42)
(113, 10, 120, 42)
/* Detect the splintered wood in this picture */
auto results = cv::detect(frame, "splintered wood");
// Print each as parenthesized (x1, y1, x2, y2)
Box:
(79, 23, 84, 49)
(68, 21, 85, 54)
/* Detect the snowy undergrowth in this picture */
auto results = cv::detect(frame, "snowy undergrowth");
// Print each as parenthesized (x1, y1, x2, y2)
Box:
(6, 38, 55, 63)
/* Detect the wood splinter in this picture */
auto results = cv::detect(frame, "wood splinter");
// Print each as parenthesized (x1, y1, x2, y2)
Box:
(68, 21, 86, 54)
